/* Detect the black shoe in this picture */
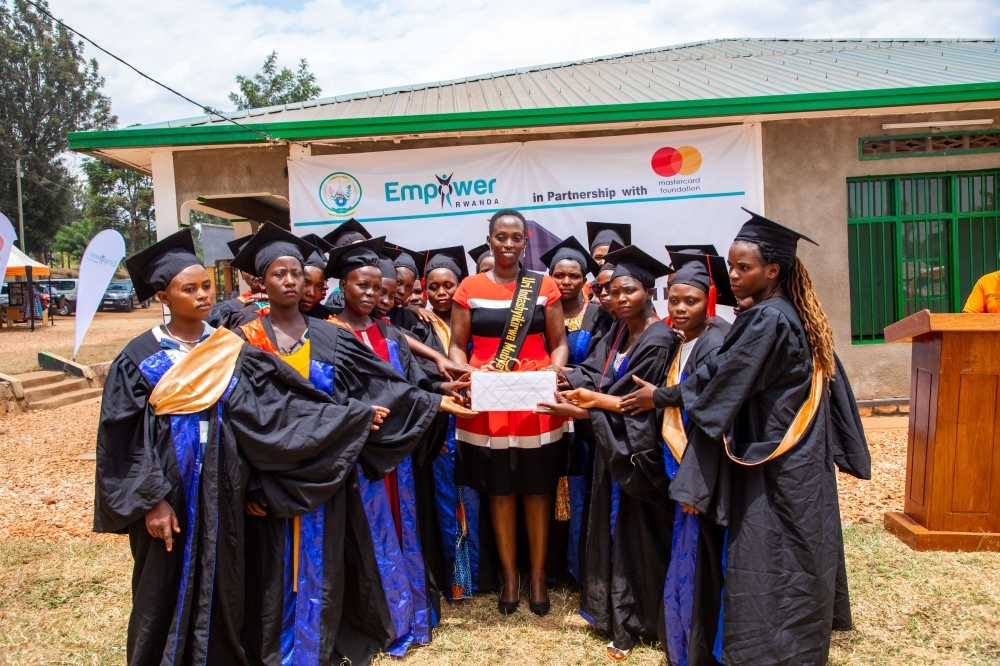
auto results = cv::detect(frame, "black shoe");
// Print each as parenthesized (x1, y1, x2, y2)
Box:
(529, 600, 550, 617)
(498, 574, 520, 615)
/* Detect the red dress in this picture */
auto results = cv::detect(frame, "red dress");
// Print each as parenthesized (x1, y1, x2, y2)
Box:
(452, 271, 571, 495)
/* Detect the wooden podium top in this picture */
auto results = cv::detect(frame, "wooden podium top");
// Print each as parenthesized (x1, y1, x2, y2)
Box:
(885, 310, 1000, 343)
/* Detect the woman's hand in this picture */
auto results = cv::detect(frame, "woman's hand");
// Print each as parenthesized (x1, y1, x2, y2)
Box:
(560, 388, 625, 413)
(410, 307, 438, 324)
(619, 376, 658, 415)
(245, 501, 268, 517)
(371, 405, 389, 430)
(440, 373, 472, 402)
(145, 499, 180, 552)
(679, 503, 700, 515)
(436, 355, 473, 382)
(439, 395, 479, 419)
(535, 392, 590, 419)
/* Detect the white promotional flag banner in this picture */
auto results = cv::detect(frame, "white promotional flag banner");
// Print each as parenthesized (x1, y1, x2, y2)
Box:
(74, 229, 126, 360)
(0, 212, 16, 281)
(288, 125, 762, 316)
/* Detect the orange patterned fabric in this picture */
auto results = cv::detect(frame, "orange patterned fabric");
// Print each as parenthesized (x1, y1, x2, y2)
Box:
(239, 318, 279, 355)
(555, 475, 571, 521)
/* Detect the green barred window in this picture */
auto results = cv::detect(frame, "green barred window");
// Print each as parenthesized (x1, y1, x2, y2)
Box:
(847, 169, 1000, 343)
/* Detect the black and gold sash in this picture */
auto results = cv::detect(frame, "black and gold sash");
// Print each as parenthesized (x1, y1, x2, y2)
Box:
(491, 268, 542, 372)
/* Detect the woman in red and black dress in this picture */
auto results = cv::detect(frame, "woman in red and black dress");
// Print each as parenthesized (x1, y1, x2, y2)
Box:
(448, 209, 570, 616)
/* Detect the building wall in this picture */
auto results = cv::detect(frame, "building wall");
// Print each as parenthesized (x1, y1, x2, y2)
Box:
(760, 110, 1000, 399)
(172, 145, 291, 214)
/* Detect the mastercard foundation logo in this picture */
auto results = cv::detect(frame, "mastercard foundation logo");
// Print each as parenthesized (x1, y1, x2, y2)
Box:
(651, 146, 702, 177)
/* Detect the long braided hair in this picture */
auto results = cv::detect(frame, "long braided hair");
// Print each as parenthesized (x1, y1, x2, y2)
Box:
(753, 241, 836, 380)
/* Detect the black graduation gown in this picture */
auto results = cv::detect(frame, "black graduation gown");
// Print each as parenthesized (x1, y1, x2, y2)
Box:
(670, 296, 871, 666)
(659, 324, 728, 666)
(235, 316, 442, 666)
(566, 319, 680, 652)
(95, 330, 377, 666)
(208, 296, 265, 331)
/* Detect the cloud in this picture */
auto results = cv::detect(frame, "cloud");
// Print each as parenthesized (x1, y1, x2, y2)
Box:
(48, 0, 1000, 127)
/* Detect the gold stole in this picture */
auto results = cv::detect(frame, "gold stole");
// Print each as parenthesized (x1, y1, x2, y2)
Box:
(430, 315, 451, 353)
(724, 361, 825, 466)
(148, 327, 245, 415)
(660, 351, 825, 467)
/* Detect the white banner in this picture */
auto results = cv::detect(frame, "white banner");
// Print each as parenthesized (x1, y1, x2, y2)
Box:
(74, 230, 126, 360)
(0, 212, 16, 282)
(289, 125, 762, 315)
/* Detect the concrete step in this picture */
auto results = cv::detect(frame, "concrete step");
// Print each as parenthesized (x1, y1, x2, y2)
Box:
(23, 377, 90, 404)
(27, 387, 104, 411)
(16, 370, 67, 389)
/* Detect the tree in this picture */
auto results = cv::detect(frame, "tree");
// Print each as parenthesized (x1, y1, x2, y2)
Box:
(82, 158, 154, 255)
(51, 215, 93, 261)
(228, 51, 321, 110)
(0, 0, 115, 255)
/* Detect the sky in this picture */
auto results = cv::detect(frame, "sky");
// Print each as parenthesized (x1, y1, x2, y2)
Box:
(47, 0, 1000, 130)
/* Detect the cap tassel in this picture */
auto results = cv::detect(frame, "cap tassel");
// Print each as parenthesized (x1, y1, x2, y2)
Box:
(705, 254, 717, 319)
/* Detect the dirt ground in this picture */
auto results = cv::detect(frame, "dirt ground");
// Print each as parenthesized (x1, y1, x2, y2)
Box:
(1, 402, 998, 664)
(0, 307, 163, 375)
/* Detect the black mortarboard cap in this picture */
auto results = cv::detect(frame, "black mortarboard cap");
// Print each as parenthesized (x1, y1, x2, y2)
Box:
(325, 236, 385, 279)
(586, 221, 632, 253)
(227, 234, 254, 257)
(667, 250, 738, 307)
(378, 247, 402, 280)
(664, 244, 719, 258)
(424, 246, 468, 281)
(468, 244, 493, 272)
(300, 234, 333, 271)
(389, 244, 425, 277)
(734, 208, 818, 255)
(229, 221, 317, 278)
(300, 233, 334, 254)
(323, 219, 372, 247)
(540, 236, 601, 278)
(604, 244, 673, 289)
(126, 229, 203, 302)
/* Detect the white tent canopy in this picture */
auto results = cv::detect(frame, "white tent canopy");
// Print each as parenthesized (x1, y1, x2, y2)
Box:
(4, 245, 49, 278)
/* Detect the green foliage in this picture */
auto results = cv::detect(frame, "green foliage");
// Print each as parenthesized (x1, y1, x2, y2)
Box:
(228, 51, 321, 110)
(82, 158, 153, 255)
(50, 216, 94, 259)
(0, 0, 115, 255)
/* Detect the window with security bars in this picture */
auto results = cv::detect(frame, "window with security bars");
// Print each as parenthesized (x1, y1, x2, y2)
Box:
(860, 131, 1000, 160)
(847, 169, 1000, 343)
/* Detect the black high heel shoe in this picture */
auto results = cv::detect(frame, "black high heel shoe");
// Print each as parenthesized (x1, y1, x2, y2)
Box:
(528, 580, 550, 617)
(497, 573, 520, 615)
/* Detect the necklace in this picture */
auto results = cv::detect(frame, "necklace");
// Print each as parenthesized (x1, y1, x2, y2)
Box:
(163, 324, 203, 345)
(489, 269, 518, 285)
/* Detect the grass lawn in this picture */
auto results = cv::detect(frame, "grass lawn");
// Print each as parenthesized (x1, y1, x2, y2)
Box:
(1, 524, 998, 665)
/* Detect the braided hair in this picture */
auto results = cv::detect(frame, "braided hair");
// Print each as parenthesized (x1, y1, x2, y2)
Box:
(753, 241, 836, 380)
(488, 209, 527, 235)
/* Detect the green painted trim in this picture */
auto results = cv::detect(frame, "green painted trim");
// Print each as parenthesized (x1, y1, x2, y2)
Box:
(68, 81, 1000, 151)
(858, 128, 1000, 161)
(851, 338, 886, 345)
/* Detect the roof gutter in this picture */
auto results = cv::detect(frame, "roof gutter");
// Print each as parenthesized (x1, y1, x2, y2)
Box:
(68, 81, 1000, 152)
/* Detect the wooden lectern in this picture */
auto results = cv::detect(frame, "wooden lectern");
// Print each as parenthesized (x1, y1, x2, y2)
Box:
(883, 311, 1000, 551)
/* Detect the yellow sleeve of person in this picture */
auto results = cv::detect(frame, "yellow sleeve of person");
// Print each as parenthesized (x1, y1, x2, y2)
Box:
(962, 269, 1000, 314)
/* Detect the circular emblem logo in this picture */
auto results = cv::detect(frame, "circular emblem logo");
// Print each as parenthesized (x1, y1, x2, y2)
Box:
(651, 146, 702, 178)
(318, 172, 362, 216)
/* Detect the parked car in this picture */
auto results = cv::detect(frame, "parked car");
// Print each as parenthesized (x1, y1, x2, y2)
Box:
(34, 285, 67, 315)
(49, 279, 79, 315)
(99, 281, 149, 312)
(0, 282, 8, 307)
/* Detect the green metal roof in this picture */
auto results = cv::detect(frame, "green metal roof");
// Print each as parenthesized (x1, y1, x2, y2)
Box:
(69, 38, 1000, 151)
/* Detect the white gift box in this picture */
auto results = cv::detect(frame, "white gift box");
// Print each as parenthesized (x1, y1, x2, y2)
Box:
(470, 370, 558, 412)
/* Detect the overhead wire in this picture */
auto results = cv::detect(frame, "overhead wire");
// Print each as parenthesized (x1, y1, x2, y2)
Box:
(23, 0, 281, 144)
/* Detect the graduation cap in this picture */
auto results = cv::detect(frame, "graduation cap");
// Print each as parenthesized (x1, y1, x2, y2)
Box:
(299, 233, 334, 271)
(539, 236, 601, 278)
(126, 229, 203, 303)
(227, 234, 254, 258)
(665, 244, 719, 258)
(325, 236, 385, 279)
(735, 208, 818, 255)
(323, 219, 372, 247)
(586, 221, 632, 253)
(389, 244, 425, 278)
(603, 243, 673, 289)
(667, 250, 739, 313)
(230, 221, 318, 278)
(424, 246, 469, 281)
(378, 246, 402, 280)
(468, 243, 493, 272)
